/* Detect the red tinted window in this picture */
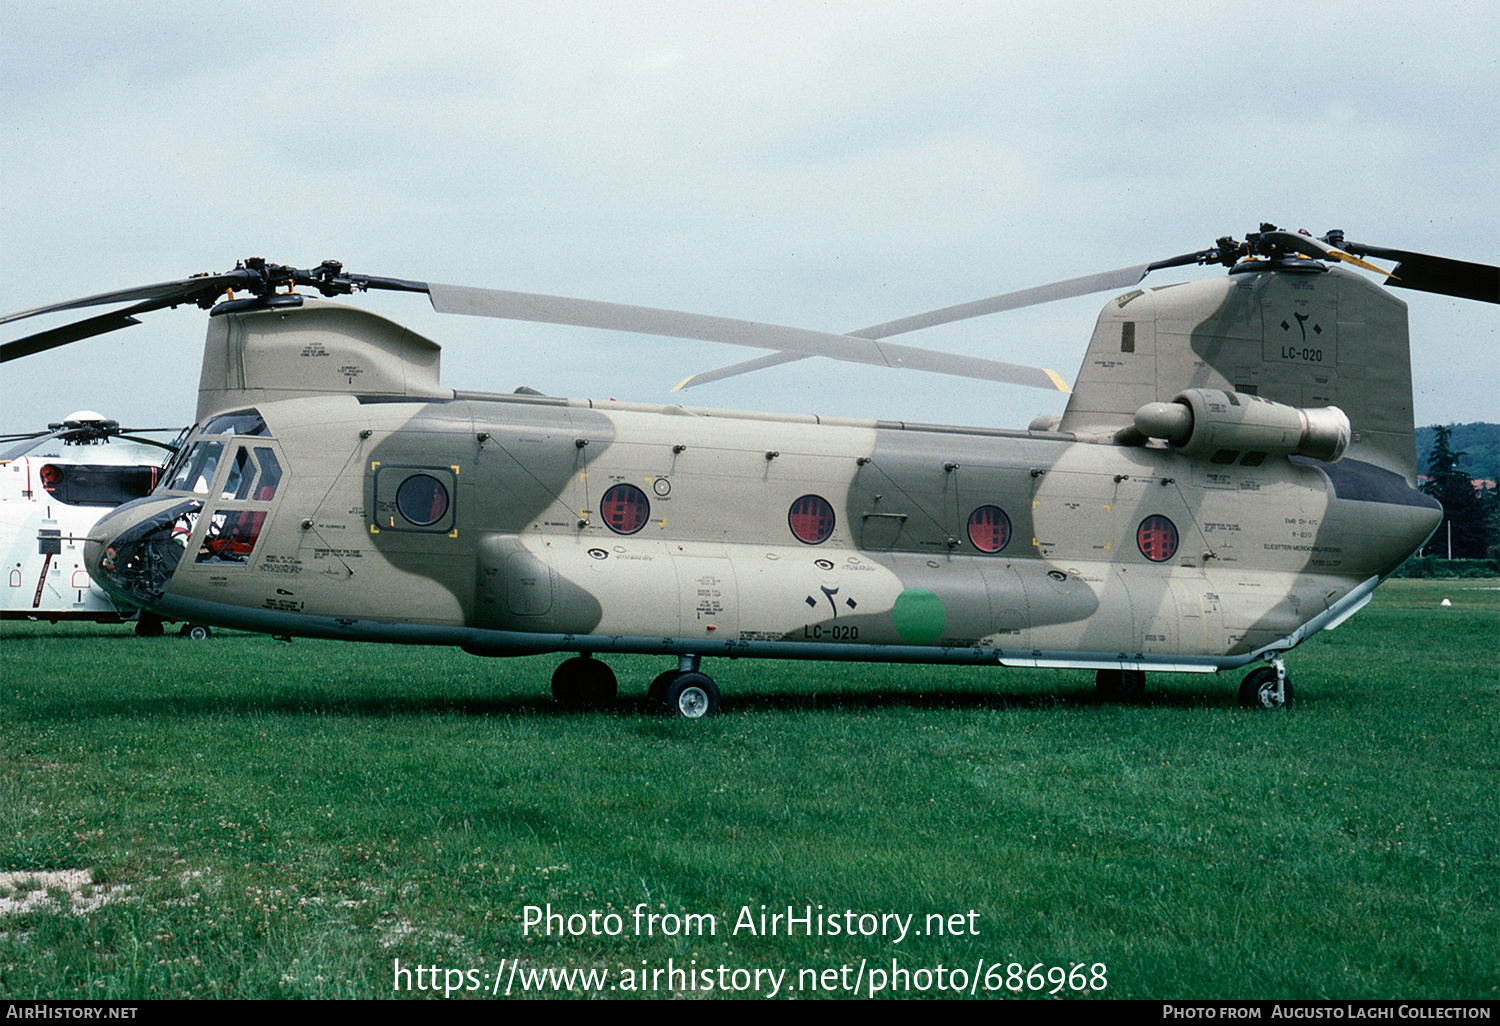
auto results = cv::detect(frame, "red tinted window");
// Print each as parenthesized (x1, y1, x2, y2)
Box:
(788, 494, 835, 544)
(601, 483, 650, 535)
(1137, 515, 1179, 562)
(397, 474, 450, 526)
(967, 505, 1012, 553)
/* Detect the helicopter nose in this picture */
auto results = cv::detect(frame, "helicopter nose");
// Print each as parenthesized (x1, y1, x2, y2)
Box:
(85, 496, 203, 608)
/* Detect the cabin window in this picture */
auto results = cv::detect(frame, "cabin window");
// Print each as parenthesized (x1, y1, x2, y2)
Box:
(396, 474, 451, 527)
(966, 505, 1012, 553)
(373, 466, 457, 534)
(600, 483, 650, 535)
(788, 494, 835, 545)
(1137, 515, 1179, 562)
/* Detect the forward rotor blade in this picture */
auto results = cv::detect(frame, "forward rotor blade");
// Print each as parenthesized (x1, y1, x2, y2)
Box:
(429, 283, 1069, 391)
(0, 294, 197, 363)
(670, 259, 1192, 390)
(1340, 243, 1498, 304)
(0, 273, 241, 327)
(0, 308, 143, 363)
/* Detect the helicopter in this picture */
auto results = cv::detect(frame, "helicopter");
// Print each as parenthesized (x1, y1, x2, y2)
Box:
(2, 225, 1494, 715)
(0, 412, 195, 633)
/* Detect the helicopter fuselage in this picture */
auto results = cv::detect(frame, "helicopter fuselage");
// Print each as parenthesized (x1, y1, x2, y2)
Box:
(84, 383, 1439, 674)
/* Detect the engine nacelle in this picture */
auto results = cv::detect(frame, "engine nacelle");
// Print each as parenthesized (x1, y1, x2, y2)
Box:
(1133, 388, 1350, 464)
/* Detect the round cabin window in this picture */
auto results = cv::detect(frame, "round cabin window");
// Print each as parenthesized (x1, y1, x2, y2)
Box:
(966, 505, 1012, 553)
(396, 474, 450, 526)
(788, 495, 835, 545)
(1137, 514, 1179, 562)
(600, 483, 650, 535)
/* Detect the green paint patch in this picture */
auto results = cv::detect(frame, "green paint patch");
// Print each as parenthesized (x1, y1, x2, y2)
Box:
(892, 587, 946, 644)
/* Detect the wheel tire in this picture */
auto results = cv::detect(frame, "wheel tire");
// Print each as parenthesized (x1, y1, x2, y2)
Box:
(647, 670, 678, 709)
(1239, 667, 1293, 710)
(552, 657, 617, 709)
(663, 672, 720, 719)
(179, 623, 212, 640)
(134, 616, 164, 638)
(1096, 668, 1145, 699)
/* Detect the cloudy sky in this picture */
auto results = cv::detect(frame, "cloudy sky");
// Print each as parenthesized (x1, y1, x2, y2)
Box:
(2, 1, 1495, 438)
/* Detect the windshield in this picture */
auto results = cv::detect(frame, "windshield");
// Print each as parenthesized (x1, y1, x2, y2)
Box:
(166, 440, 225, 494)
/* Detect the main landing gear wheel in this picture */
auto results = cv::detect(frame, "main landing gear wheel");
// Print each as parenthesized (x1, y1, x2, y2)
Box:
(1096, 668, 1145, 700)
(179, 623, 211, 640)
(647, 670, 678, 709)
(663, 672, 720, 719)
(134, 615, 164, 638)
(1239, 666, 1294, 710)
(551, 656, 618, 710)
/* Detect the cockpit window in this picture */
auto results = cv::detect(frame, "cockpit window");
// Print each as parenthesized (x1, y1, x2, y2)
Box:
(167, 441, 224, 494)
(196, 509, 267, 563)
(221, 445, 284, 502)
(223, 447, 253, 499)
(254, 448, 282, 498)
(201, 409, 269, 436)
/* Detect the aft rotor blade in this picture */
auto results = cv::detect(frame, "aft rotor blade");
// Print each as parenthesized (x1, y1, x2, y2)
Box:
(1256, 229, 1391, 276)
(673, 351, 805, 391)
(428, 282, 1069, 391)
(848, 262, 1156, 341)
(1340, 243, 1499, 304)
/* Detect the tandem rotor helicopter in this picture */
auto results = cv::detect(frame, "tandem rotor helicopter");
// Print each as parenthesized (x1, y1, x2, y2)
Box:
(2, 225, 1494, 715)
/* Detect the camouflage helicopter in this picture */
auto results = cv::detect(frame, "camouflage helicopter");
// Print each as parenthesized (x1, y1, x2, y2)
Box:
(2, 226, 1494, 716)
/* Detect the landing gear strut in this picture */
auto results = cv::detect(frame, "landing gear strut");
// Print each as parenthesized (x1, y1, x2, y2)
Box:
(551, 654, 617, 710)
(1239, 658, 1293, 710)
(648, 655, 721, 719)
(1096, 668, 1145, 700)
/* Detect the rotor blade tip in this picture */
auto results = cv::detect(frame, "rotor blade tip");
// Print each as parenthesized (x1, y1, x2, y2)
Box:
(1044, 368, 1072, 393)
(670, 375, 696, 393)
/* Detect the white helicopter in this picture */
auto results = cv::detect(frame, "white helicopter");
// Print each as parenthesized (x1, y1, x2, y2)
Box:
(0, 412, 201, 635)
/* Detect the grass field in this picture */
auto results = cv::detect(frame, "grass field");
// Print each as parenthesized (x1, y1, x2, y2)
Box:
(2, 579, 1495, 1000)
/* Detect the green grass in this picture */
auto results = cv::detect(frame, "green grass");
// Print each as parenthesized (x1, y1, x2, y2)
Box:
(1, 579, 1496, 999)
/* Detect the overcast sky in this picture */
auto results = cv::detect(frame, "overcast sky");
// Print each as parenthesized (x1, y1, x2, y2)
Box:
(2, 1, 1495, 438)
